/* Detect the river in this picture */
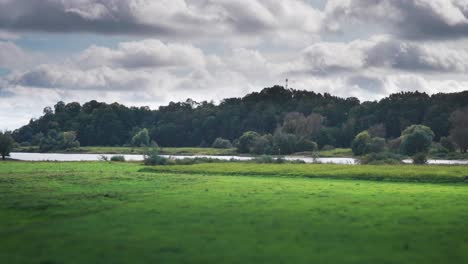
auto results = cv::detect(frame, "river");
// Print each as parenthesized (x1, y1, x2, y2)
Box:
(9, 152, 468, 165)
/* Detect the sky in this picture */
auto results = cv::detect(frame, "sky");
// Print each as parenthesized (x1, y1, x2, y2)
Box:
(1, 0, 468, 130)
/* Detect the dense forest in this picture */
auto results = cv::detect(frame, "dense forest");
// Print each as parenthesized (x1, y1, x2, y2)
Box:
(11, 86, 468, 151)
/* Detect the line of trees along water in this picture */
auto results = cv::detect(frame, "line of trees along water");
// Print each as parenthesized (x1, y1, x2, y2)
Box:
(11, 86, 468, 152)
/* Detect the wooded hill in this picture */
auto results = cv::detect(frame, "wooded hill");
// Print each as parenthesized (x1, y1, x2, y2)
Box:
(12, 86, 468, 149)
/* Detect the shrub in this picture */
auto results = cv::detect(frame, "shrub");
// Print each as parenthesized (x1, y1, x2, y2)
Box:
(412, 152, 428, 165)
(237, 131, 261, 153)
(144, 149, 170, 165)
(110, 155, 125, 162)
(39, 130, 80, 152)
(252, 155, 275, 163)
(369, 137, 386, 153)
(351, 131, 371, 156)
(211, 138, 233, 149)
(131, 128, 150, 147)
(251, 135, 274, 155)
(273, 132, 299, 155)
(360, 152, 404, 165)
(387, 138, 402, 152)
(400, 125, 434, 156)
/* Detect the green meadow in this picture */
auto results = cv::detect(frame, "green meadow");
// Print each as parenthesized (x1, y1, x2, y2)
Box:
(1, 161, 467, 263)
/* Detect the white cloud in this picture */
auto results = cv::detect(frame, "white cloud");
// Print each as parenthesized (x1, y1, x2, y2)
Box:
(76, 39, 206, 69)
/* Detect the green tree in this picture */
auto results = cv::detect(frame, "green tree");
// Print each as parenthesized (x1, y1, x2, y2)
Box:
(237, 131, 261, 153)
(0, 131, 14, 160)
(351, 131, 371, 156)
(39, 130, 80, 152)
(369, 137, 386, 153)
(131, 128, 150, 147)
(212, 138, 232, 149)
(400, 125, 435, 156)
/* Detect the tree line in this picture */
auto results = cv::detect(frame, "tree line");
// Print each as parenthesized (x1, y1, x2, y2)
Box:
(10, 85, 468, 154)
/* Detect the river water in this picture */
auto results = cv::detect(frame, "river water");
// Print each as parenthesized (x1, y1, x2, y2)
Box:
(9, 152, 468, 165)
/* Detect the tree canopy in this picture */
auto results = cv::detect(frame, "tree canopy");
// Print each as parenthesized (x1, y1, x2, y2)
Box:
(11, 86, 468, 149)
(0, 131, 14, 160)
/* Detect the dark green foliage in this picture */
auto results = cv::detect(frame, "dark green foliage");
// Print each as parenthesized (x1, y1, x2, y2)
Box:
(387, 138, 401, 152)
(400, 125, 434, 156)
(351, 131, 372, 156)
(272, 132, 297, 155)
(131, 128, 150, 147)
(359, 152, 404, 165)
(110, 155, 126, 162)
(352, 131, 386, 156)
(449, 108, 468, 153)
(412, 153, 428, 165)
(39, 130, 80, 152)
(211, 138, 232, 149)
(11, 87, 468, 149)
(237, 131, 262, 153)
(144, 149, 170, 165)
(0, 131, 14, 160)
(252, 155, 275, 163)
(369, 137, 386, 153)
(440, 137, 456, 152)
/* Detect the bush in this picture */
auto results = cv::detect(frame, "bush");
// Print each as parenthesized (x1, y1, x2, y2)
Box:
(237, 131, 261, 153)
(412, 152, 428, 165)
(144, 149, 170, 165)
(273, 132, 299, 155)
(369, 137, 386, 153)
(39, 130, 80, 152)
(131, 128, 150, 147)
(400, 125, 434, 156)
(110, 155, 126, 162)
(360, 152, 404, 165)
(252, 155, 275, 163)
(251, 135, 274, 155)
(387, 138, 401, 152)
(351, 131, 371, 156)
(211, 138, 233, 149)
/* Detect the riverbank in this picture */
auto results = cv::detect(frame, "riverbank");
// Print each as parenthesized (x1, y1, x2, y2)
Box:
(13, 146, 238, 156)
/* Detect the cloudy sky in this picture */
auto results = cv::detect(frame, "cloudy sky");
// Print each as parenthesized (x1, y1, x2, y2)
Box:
(2, 0, 468, 130)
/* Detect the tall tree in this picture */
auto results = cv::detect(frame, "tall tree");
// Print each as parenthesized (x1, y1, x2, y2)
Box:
(0, 131, 14, 160)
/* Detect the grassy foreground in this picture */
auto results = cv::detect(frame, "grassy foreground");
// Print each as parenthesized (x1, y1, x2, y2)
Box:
(1, 162, 467, 263)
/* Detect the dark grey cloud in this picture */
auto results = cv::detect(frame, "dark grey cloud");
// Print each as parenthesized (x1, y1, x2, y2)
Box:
(292, 37, 468, 75)
(0, 0, 178, 36)
(0, 0, 322, 40)
(347, 75, 385, 93)
(325, 0, 468, 40)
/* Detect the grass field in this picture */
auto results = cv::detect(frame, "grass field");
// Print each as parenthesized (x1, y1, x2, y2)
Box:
(1, 162, 467, 263)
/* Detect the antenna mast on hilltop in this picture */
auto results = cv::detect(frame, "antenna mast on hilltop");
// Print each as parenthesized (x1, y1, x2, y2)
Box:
(285, 78, 289, 89)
